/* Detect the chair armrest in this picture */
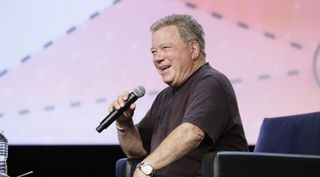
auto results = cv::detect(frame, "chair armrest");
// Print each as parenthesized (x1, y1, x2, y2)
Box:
(116, 158, 142, 177)
(202, 151, 320, 177)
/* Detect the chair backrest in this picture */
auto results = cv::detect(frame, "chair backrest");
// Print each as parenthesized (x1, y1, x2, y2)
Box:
(254, 111, 320, 155)
(116, 158, 141, 177)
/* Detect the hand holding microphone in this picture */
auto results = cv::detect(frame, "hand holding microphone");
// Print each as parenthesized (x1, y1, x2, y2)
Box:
(96, 86, 145, 133)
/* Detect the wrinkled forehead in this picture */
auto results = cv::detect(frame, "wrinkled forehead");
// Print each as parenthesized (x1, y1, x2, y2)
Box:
(151, 25, 182, 44)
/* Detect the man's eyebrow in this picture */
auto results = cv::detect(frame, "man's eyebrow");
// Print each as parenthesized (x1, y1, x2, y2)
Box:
(150, 43, 172, 51)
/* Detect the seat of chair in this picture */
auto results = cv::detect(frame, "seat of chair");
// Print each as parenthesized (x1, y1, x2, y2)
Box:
(203, 151, 320, 177)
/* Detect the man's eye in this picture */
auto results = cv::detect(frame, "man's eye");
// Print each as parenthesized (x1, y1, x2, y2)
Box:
(162, 46, 170, 50)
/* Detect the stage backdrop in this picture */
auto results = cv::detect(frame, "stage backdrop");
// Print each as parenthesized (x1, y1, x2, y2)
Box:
(0, 0, 319, 145)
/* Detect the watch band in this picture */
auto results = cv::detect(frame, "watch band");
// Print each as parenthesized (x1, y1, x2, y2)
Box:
(137, 162, 154, 176)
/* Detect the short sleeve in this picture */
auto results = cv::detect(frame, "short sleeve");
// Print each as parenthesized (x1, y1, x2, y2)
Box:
(136, 109, 153, 153)
(136, 92, 166, 153)
(183, 75, 231, 146)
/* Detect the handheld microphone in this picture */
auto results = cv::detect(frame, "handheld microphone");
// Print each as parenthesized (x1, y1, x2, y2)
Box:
(96, 86, 145, 133)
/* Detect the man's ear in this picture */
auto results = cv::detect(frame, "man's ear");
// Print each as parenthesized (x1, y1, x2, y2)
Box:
(190, 41, 200, 60)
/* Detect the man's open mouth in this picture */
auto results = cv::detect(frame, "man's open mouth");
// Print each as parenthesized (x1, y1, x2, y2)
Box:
(160, 65, 171, 71)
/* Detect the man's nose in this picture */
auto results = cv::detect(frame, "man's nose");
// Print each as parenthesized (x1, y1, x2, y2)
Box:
(153, 51, 165, 62)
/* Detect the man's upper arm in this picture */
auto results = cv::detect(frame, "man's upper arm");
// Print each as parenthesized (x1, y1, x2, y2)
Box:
(183, 76, 230, 146)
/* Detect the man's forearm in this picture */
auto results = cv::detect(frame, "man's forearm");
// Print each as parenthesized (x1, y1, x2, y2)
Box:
(141, 122, 205, 171)
(118, 125, 148, 158)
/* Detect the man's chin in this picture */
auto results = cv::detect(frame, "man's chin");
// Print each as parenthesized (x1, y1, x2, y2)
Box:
(162, 79, 173, 86)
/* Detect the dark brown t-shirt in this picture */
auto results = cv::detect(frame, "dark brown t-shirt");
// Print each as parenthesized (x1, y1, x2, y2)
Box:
(137, 63, 248, 177)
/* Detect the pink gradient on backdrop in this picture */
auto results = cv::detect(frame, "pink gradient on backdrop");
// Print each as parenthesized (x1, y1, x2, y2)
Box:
(0, 0, 319, 144)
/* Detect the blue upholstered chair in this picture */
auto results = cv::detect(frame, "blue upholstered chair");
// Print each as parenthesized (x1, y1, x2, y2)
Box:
(254, 111, 320, 155)
(116, 158, 141, 177)
(116, 111, 320, 177)
(202, 111, 320, 177)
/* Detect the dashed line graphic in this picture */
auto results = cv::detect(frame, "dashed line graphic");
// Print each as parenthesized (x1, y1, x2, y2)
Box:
(21, 55, 31, 63)
(0, 1, 306, 82)
(0, 70, 7, 77)
(290, 42, 302, 49)
(67, 26, 77, 34)
(258, 74, 270, 81)
(287, 70, 299, 76)
(96, 98, 107, 104)
(113, 0, 121, 5)
(203, 8, 305, 50)
(43, 40, 53, 49)
(231, 78, 242, 84)
(44, 105, 55, 111)
(185, 2, 196, 9)
(0, 3, 106, 80)
(237, 22, 249, 29)
(89, 11, 100, 20)
(70, 102, 81, 108)
(264, 32, 276, 39)
(19, 109, 29, 115)
(0, 94, 152, 118)
(211, 12, 223, 19)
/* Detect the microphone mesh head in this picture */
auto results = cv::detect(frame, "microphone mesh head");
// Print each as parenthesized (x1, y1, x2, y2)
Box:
(133, 86, 146, 98)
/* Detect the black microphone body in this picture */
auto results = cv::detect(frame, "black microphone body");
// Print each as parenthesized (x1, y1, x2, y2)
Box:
(96, 86, 145, 133)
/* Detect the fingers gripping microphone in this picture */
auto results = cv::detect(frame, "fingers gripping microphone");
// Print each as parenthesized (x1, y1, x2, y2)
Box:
(96, 86, 146, 133)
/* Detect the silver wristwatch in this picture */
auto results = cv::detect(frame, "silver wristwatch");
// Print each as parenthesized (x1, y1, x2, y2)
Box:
(137, 162, 154, 176)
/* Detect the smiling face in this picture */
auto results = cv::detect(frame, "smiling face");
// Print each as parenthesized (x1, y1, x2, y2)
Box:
(151, 25, 202, 87)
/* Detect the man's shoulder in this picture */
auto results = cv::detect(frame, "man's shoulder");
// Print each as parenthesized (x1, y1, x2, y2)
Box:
(191, 64, 235, 95)
(196, 64, 229, 84)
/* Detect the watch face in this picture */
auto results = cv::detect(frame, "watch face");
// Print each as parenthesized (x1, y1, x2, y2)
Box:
(141, 164, 153, 175)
